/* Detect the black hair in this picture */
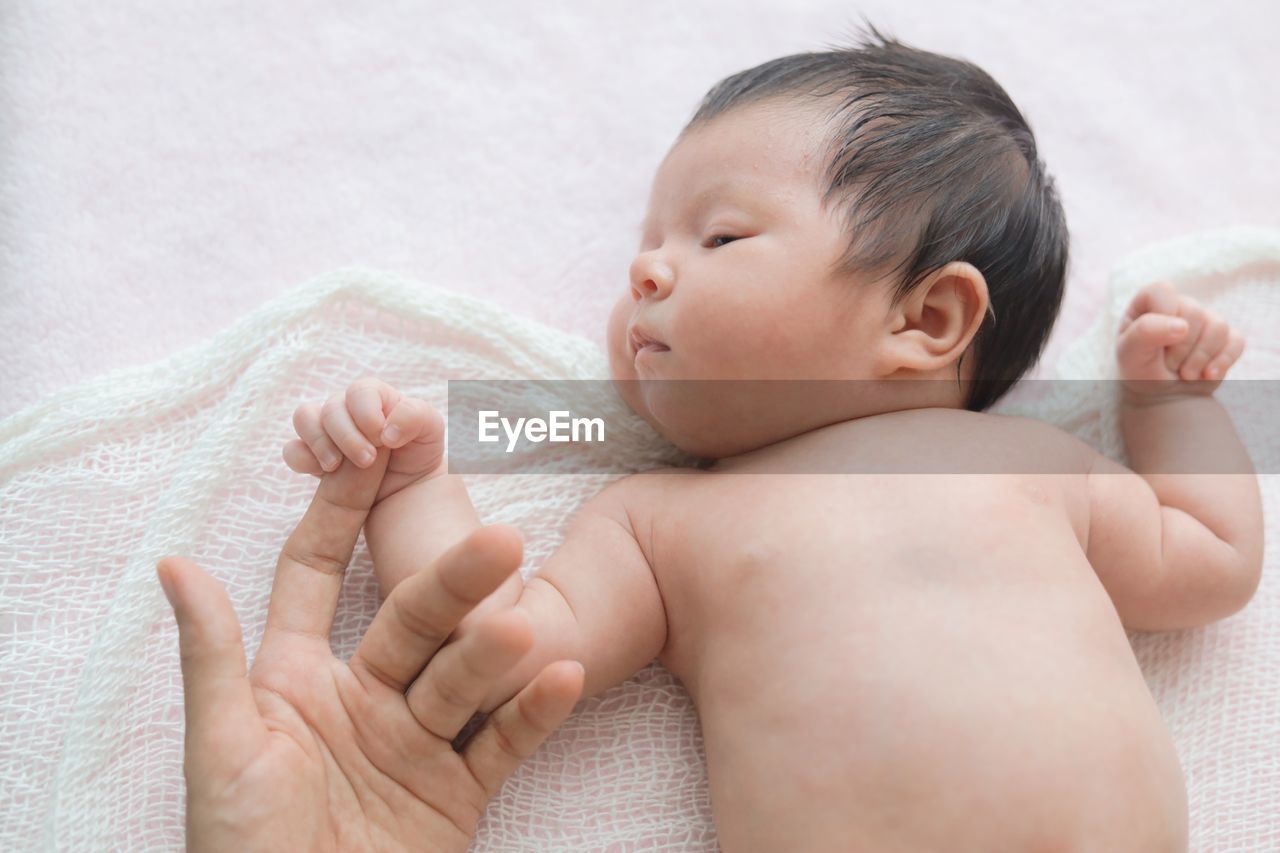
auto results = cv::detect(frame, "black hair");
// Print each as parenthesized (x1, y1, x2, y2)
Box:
(679, 18, 1069, 411)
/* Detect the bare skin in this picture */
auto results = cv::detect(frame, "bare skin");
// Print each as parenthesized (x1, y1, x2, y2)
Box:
(289, 397, 1254, 851)
(608, 416, 1190, 852)
(284, 103, 1262, 850)
(158, 451, 585, 852)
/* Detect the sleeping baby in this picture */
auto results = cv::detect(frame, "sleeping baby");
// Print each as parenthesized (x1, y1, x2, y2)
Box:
(282, 26, 1262, 851)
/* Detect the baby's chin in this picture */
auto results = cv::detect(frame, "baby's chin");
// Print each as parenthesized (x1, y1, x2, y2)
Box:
(609, 375, 822, 460)
(605, 328, 860, 458)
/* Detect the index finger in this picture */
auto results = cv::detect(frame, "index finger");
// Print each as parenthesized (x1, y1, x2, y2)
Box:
(264, 448, 389, 642)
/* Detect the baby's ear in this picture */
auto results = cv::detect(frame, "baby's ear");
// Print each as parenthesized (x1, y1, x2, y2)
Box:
(877, 261, 989, 376)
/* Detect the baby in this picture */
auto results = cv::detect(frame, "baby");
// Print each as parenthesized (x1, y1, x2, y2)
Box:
(283, 27, 1262, 851)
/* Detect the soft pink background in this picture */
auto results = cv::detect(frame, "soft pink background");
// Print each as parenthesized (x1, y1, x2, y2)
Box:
(1, 1, 1277, 423)
(3, 4, 1279, 850)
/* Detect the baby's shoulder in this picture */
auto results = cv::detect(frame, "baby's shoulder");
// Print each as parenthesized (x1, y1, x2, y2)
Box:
(577, 466, 699, 520)
(997, 412, 1096, 472)
(604, 465, 702, 505)
(916, 408, 1096, 475)
(571, 468, 698, 566)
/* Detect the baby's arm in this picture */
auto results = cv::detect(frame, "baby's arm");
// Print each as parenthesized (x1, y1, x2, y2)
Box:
(471, 475, 667, 713)
(363, 468, 525, 621)
(1085, 282, 1263, 632)
(284, 378, 524, 622)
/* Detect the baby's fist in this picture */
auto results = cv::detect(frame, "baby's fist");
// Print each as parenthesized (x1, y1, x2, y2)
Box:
(283, 378, 446, 502)
(1116, 281, 1244, 397)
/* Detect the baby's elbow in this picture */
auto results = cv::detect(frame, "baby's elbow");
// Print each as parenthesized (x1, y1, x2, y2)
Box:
(1229, 493, 1267, 616)
(1226, 544, 1264, 618)
(1121, 547, 1263, 634)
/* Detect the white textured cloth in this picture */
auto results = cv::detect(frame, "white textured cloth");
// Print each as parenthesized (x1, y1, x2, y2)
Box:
(1, 225, 1277, 850)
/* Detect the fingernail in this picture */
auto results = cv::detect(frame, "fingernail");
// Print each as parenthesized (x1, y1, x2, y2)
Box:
(383, 425, 401, 443)
(1206, 366, 1220, 379)
(322, 452, 341, 470)
(1169, 318, 1188, 334)
(359, 448, 375, 465)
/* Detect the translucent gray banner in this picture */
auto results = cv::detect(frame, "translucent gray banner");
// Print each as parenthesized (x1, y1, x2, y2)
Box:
(446, 379, 1276, 474)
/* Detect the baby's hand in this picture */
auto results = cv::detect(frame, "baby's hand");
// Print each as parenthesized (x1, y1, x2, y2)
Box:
(283, 378, 446, 503)
(1116, 281, 1245, 399)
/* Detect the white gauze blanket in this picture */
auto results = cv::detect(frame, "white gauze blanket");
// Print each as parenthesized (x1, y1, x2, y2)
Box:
(1, 225, 1276, 850)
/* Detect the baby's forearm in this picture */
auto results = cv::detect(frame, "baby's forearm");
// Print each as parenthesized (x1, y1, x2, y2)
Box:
(1120, 391, 1262, 565)
(476, 578, 582, 714)
(364, 473, 522, 607)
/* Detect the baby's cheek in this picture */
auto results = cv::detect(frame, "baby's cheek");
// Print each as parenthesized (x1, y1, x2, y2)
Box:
(691, 310, 806, 379)
(678, 314, 748, 377)
(605, 296, 635, 379)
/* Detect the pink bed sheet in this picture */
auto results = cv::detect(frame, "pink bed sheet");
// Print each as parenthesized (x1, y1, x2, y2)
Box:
(1, 1, 1276, 422)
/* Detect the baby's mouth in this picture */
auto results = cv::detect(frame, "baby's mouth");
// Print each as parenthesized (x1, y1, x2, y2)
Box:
(629, 326, 670, 357)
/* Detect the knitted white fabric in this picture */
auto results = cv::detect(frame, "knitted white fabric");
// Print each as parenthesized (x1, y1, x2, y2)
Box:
(1, 225, 1276, 851)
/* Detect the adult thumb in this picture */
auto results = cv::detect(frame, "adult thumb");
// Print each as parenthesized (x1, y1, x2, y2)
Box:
(157, 556, 265, 771)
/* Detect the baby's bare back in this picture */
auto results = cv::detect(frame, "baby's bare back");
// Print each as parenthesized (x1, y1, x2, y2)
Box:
(633, 410, 1188, 852)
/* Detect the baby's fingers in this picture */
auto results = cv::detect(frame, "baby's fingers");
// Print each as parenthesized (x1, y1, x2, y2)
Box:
(1116, 312, 1189, 373)
(1176, 312, 1228, 381)
(382, 397, 447, 479)
(1203, 329, 1245, 381)
(1122, 281, 1179, 327)
(1163, 296, 1207, 374)
(282, 438, 325, 476)
(346, 378, 403, 446)
(322, 394, 378, 468)
(293, 402, 343, 472)
(381, 397, 445, 448)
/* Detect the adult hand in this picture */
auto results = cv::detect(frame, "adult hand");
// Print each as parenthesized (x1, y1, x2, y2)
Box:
(157, 448, 583, 852)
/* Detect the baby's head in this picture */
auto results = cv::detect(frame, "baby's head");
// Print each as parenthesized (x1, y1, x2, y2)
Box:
(607, 23, 1069, 459)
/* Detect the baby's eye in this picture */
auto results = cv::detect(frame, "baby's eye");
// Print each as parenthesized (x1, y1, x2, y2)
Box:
(705, 234, 742, 249)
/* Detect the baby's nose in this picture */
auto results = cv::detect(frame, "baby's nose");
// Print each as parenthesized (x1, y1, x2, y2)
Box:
(632, 278, 659, 301)
(629, 254, 674, 301)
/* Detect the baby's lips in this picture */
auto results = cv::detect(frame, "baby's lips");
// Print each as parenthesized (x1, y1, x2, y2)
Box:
(628, 324, 670, 355)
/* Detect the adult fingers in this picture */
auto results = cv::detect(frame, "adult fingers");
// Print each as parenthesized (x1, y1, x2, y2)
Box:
(157, 556, 267, 776)
(348, 525, 523, 693)
(264, 450, 388, 642)
(405, 610, 533, 742)
(460, 660, 585, 800)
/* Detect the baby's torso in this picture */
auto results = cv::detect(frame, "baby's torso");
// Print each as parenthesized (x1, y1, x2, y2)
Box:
(627, 410, 1187, 852)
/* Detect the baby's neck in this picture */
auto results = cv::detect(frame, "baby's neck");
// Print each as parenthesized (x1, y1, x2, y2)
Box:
(700, 405, 965, 473)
